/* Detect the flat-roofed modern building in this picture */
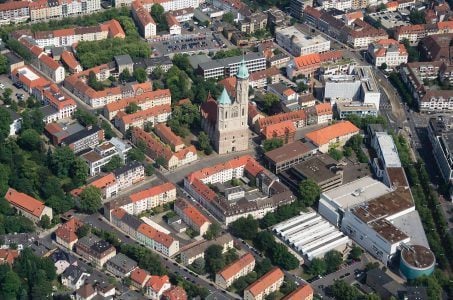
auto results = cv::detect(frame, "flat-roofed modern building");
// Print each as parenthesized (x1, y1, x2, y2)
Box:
(428, 116, 453, 183)
(318, 176, 391, 227)
(196, 52, 266, 79)
(336, 101, 378, 119)
(279, 154, 344, 192)
(275, 26, 331, 57)
(264, 140, 318, 173)
(273, 210, 350, 261)
(371, 132, 402, 179)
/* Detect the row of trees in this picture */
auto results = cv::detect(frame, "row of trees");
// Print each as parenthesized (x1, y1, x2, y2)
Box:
(393, 135, 453, 298)
(388, 72, 416, 110)
(0, 248, 56, 299)
(229, 216, 300, 270)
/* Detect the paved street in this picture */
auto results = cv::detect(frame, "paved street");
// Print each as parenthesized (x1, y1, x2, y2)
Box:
(83, 213, 239, 299)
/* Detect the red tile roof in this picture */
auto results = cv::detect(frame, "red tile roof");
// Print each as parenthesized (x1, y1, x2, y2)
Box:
(55, 217, 83, 244)
(162, 286, 187, 300)
(132, 0, 156, 26)
(137, 223, 175, 248)
(245, 267, 284, 297)
(187, 155, 255, 183)
(111, 207, 127, 220)
(132, 127, 174, 161)
(175, 198, 210, 228)
(146, 275, 170, 292)
(39, 54, 63, 71)
(258, 110, 306, 131)
(244, 159, 265, 177)
(129, 182, 176, 203)
(105, 89, 170, 114)
(305, 121, 359, 146)
(0, 249, 19, 265)
(130, 268, 150, 286)
(4, 188, 46, 218)
(173, 145, 197, 160)
(314, 103, 332, 116)
(263, 120, 296, 140)
(154, 123, 184, 149)
(0, 1, 29, 11)
(61, 50, 80, 70)
(218, 253, 255, 281)
(117, 104, 171, 125)
(282, 284, 314, 300)
(166, 13, 179, 27)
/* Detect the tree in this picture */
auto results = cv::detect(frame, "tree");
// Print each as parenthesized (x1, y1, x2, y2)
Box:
(269, 243, 299, 270)
(222, 12, 234, 24)
(76, 224, 91, 238)
(0, 54, 8, 74)
(1, 269, 21, 299)
(280, 280, 297, 295)
(133, 67, 148, 83)
(69, 157, 89, 187)
(329, 280, 360, 300)
(263, 138, 283, 152)
(151, 66, 164, 80)
(204, 245, 224, 276)
(328, 147, 343, 161)
(380, 62, 388, 70)
(120, 68, 132, 82)
(324, 250, 343, 273)
(263, 93, 279, 113)
(191, 257, 205, 274)
(151, 4, 168, 31)
(298, 179, 321, 207)
(39, 215, 51, 229)
(74, 109, 97, 127)
(265, 292, 278, 300)
(20, 109, 44, 133)
(308, 258, 326, 276)
(297, 81, 308, 93)
(154, 156, 166, 167)
(128, 147, 146, 162)
(197, 131, 211, 153)
(18, 129, 42, 152)
(254, 231, 275, 252)
(349, 245, 363, 261)
(145, 164, 155, 176)
(88, 71, 105, 91)
(255, 258, 273, 277)
(125, 102, 140, 114)
(204, 222, 221, 240)
(0, 107, 12, 140)
(229, 215, 259, 240)
(3, 88, 12, 103)
(101, 120, 116, 139)
(77, 186, 102, 213)
(409, 10, 425, 25)
(101, 155, 124, 172)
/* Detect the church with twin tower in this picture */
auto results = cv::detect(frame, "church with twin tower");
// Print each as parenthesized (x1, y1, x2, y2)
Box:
(200, 59, 250, 155)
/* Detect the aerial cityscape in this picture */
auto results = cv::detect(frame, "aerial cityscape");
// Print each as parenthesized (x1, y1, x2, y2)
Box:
(0, 0, 451, 299)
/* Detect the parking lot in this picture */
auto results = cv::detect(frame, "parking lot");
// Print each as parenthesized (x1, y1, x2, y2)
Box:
(152, 33, 221, 56)
(0, 74, 30, 102)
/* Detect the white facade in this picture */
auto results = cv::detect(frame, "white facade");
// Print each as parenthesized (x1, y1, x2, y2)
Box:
(276, 26, 331, 57)
(318, 0, 353, 10)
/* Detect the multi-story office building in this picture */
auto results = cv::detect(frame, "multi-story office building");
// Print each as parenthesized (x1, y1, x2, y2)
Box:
(367, 39, 408, 68)
(275, 26, 330, 57)
(428, 116, 453, 183)
(197, 53, 266, 79)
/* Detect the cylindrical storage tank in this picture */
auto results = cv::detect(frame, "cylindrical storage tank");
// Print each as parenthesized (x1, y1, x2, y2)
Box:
(399, 245, 435, 280)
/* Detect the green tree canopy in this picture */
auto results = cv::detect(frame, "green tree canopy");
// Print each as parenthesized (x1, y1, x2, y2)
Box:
(324, 250, 343, 273)
(77, 186, 102, 213)
(263, 138, 284, 152)
(0, 54, 8, 74)
(18, 129, 42, 152)
(229, 215, 259, 240)
(308, 257, 326, 276)
(298, 179, 321, 207)
(0, 107, 12, 140)
(133, 67, 148, 83)
(204, 222, 221, 240)
(101, 155, 124, 172)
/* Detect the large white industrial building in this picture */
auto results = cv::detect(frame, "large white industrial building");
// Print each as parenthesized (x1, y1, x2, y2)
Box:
(318, 176, 429, 264)
(273, 211, 350, 261)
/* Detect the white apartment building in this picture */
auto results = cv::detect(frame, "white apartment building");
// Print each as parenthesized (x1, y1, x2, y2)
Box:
(318, 0, 353, 10)
(114, 104, 171, 133)
(0, 1, 29, 25)
(368, 39, 408, 68)
(131, 0, 156, 39)
(81, 139, 132, 176)
(275, 26, 331, 57)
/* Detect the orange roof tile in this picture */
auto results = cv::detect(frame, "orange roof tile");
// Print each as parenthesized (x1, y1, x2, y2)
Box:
(0, 249, 19, 265)
(258, 110, 306, 131)
(4, 188, 46, 218)
(39, 54, 62, 71)
(314, 103, 332, 115)
(386, 1, 398, 8)
(103, 19, 126, 38)
(55, 217, 83, 244)
(264, 120, 296, 140)
(191, 178, 217, 202)
(218, 253, 255, 281)
(175, 198, 210, 228)
(129, 182, 176, 203)
(187, 155, 255, 183)
(305, 121, 359, 146)
(154, 123, 184, 148)
(71, 173, 116, 197)
(111, 208, 127, 220)
(166, 13, 179, 27)
(162, 286, 187, 300)
(173, 145, 197, 160)
(132, 0, 156, 26)
(246, 267, 284, 297)
(146, 275, 170, 292)
(282, 284, 314, 300)
(137, 223, 175, 248)
(319, 50, 343, 62)
(61, 50, 80, 70)
(118, 104, 171, 124)
(130, 268, 150, 286)
(244, 159, 265, 177)
(294, 53, 321, 69)
(132, 127, 174, 161)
